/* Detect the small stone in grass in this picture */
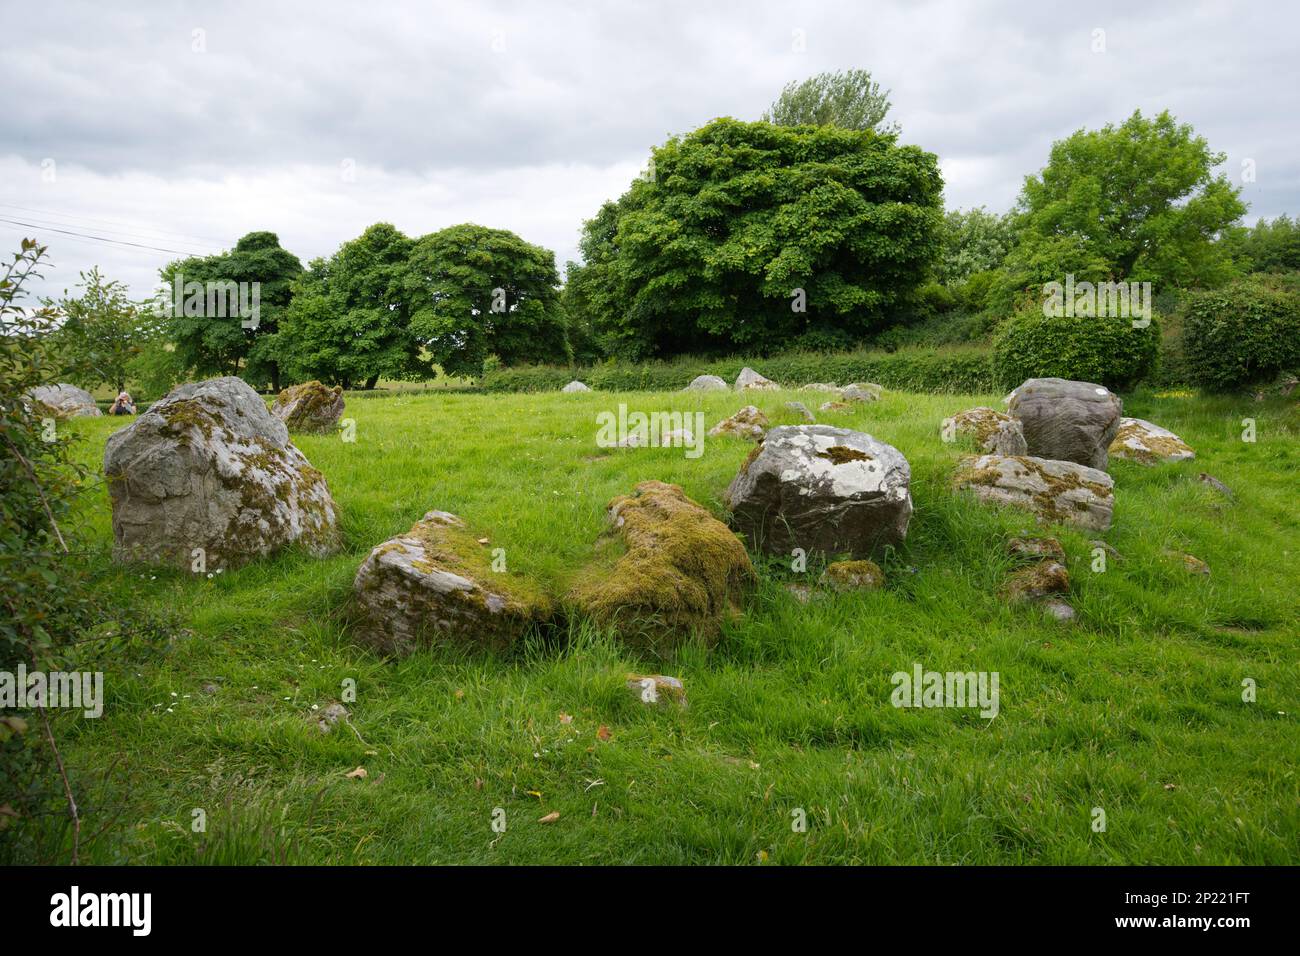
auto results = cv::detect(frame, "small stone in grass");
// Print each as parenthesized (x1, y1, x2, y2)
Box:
(626, 674, 687, 708)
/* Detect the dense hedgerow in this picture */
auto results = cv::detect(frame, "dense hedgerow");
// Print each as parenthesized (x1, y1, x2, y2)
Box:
(481, 346, 997, 394)
(1181, 275, 1300, 392)
(992, 310, 1159, 390)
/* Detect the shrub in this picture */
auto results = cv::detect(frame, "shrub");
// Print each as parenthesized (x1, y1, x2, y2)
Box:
(1181, 275, 1300, 392)
(992, 308, 1159, 390)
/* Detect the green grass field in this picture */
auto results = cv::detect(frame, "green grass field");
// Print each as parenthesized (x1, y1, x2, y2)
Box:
(36, 386, 1300, 864)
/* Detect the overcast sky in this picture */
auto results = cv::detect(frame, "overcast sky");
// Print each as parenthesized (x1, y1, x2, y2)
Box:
(2, 0, 1296, 301)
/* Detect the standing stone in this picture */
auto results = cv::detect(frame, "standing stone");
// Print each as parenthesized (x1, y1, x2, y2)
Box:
(1006, 378, 1122, 470)
(942, 407, 1028, 456)
(953, 454, 1114, 531)
(735, 367, 778, 391)
(271, 381, 344, 433)
(28, 384, 101, 418)
(104, 376, 339, 569)
(684, 374, 728, 392)
(725, 425, 912, 558)
(352, 510, 552, 656)
(1108, 418, 1194, 465)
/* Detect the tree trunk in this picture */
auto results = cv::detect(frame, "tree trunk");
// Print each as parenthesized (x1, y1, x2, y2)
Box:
(270, 362, 281, 393)
(364, 374, 380, 390)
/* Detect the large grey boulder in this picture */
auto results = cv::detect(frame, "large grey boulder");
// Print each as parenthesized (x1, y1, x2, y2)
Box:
(270, 380, 344, 433)
(942, 407, 1028, 456)
(104, 376, 339, 569)
(352, 510, 552, 656)
(1006, 378, 1122, 470)
(1108, 418, 1194, 465)
(684, 374, 728, 392)
(28, 383, 101, 418)
(725, 425, 912, 558)
(953, 454, 1114, 531)
(561, 380, 591, 393)
(735, 367, 778, 391)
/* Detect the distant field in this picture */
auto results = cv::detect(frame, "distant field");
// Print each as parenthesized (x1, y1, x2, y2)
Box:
(35, 386, 1300, 864)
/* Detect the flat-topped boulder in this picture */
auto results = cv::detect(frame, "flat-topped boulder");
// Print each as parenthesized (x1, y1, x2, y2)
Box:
(271, 380, 344, 433)
(571, 481, 755, 655)
(28, 383, 100, 418)
(725, 425, 912, 558)
(735, 367, 778, 391)
(1006, 378, 1122, 470)
(104, 376, 339, 569)
(1108, 418, 1194, 465)
(708, 405, 768, 441)
(684, 374, 728, 392)
(953, 454, 1114, 531)
(943, 407, 1028, 456)
(352, 510, 552, 656)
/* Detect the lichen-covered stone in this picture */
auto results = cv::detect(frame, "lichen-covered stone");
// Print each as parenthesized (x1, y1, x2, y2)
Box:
(1007, 378, 1122, 470)
(684, 374, 728, 392)
(625, 673, 687, 708)
(800, 382, 841, 393)
(1006, 536, 1065, 563)
(725, 425, 913, 558)
(271, 380, 344, 434)
(1166, 550, 1211, 576)
(571, 481, 756, 655)
(841, 382, 882, 403)
(709, 405, 768, 441)
(819, 400, 851, 413)
(735, 367, 778, 391)
(785, 401, 816, 422)
(1001, 560, 1070, 602)
(821, 559, 885, 592)
(104, 376, 339, 569)
(352, 510, 553, 656)
(561, 380, 591, 393)
(28, 383, 101, 418)
(943, 407, 1028, 456)
(954, 454, 1114, 531)
(1108, 418, 1194, 465)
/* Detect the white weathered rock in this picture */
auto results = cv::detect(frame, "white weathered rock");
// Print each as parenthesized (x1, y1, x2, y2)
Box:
(28, 383, 101, 418)
(735, 367, 778, 391)
(1007, 378, 1122, 470)
(684, 374, 728, 392)
(953, 454, 1115, 532)
(352, 510, 551, 656)
(800, 382, 841, 393)
(841, 382, 882, 403)
(1108, 418, 1194, 465)
(708, 405, 768, 441)
(104, 376, 339, 569)
(725, 425, 912, 558)
(562, 380, 591, 393)
(942, 407, 1028, 456)
(625, 674, 687, 708)
(785, 401, 816, 422)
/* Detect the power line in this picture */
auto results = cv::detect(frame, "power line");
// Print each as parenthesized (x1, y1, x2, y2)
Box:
(0, 201, 234, 249)
(0, 217, 214, 257)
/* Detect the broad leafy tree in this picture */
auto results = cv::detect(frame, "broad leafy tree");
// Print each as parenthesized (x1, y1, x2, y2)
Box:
(936, 207, 1015, 285)
(161, 231, 302, 390)
(405, 224, 567, 379)
(763, 69, 897, 133)
(46, 266, 156, 394)
(567, 118, 943, 357)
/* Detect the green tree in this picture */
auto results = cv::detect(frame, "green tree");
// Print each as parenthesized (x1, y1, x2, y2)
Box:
(405, 224, 567, 379)
(763, 69, 897, 133)
(46, 266, 156, 393)
(568, 118, 943, 357)
(1224, 215, 1300, 274)
(936, 207, 1015, 284)
(1000, 110, 1245, 302)
(278, 223, 423, 389)
(161, 231, 302, 390)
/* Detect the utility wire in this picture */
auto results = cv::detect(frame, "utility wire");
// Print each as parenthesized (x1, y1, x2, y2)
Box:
(0, 201, 233, 249)
(0, 217, 214, 257)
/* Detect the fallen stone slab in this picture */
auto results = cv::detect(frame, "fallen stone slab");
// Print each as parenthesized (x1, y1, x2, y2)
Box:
(953, 454, 1114, 532)
(1108, 417, 1194, 465)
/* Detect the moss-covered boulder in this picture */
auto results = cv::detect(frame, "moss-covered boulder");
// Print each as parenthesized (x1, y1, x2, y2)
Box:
(27, 383, 101, 418)
(1108, 417, 1195, 465)
(953, 454, 1114, 531)
(352, 510, 553, 656)
(571, 481, 756, 655)
(942, 407, 1028, 456)
(271, 381, 344, 434)
(1001, 560, 1069, 602)
(820, 559, 885, 592)
(104, 376, 339, 569)
(708, 405, 768, 441)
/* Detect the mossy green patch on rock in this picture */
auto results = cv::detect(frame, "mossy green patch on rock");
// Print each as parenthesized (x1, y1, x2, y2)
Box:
(820, 559, 885, 592)
(272, 381, 345, 434)
(571, 480, 756, 656)
(1001, 560, 1070, 602)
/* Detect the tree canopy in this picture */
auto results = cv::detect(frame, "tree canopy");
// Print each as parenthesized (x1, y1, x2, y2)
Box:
(566, 117, 943, 357)
(762, 69, 897, 133)
(47, 266, 155, 393)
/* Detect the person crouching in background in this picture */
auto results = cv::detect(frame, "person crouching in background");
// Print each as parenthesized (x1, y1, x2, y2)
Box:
(108, 391, 137, 416)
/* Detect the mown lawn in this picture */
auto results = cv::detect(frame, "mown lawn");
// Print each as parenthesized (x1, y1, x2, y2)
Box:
(31, 386, 1300, 864)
